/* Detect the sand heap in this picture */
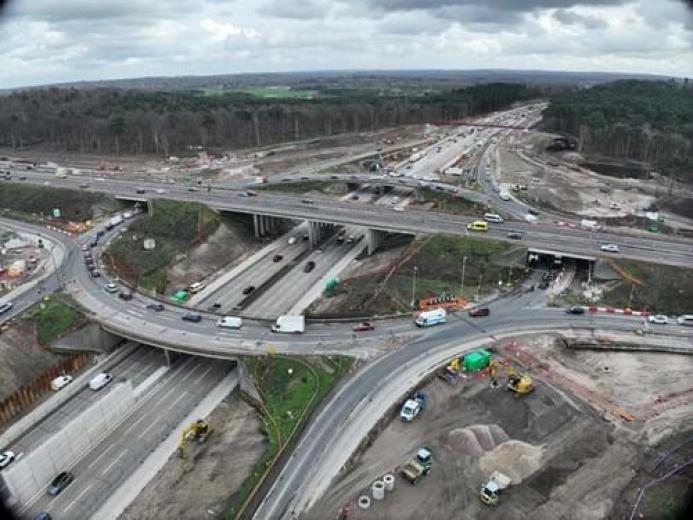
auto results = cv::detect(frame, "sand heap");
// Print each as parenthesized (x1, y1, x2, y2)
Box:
(447, 424, 510, 456)
(479, 440, 544, 484)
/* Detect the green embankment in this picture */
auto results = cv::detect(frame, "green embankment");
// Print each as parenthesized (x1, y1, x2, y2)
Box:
(0, 184, 106, 221)
(315, 234, 527, 317)
(24, 293, 88, 345)
(106, 199, 220, 293)
(259, 180, 338, 193)
(227, 355, 354, 519)
(599, 260, 693, 315)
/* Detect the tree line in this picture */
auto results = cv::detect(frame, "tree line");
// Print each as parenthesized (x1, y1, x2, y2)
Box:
(542, 80, 693, 182)
(0, 83, 538, 156)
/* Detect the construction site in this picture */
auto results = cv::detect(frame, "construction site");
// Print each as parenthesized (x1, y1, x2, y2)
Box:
(307, 334, 693, 520)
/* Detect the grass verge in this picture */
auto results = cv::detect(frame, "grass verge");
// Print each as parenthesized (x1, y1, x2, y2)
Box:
(105, 199, 220, 294)
(310, 234, 528, 318)
(259, 180, 338, 193)
(0, 184, 106, 221)
(599, 260, 693, 315)
(23, 292, 88, 345)
(226, 355, 354, 519)
(416, 189, 489, 216)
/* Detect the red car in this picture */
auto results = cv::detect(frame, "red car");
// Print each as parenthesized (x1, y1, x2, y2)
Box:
(468, 307, 490, 318)
(353, 322, 375, 332)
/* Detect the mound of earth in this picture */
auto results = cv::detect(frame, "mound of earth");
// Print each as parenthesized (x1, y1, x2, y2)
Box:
(479, 440, 544, 484)
(447, 424, 510, 456)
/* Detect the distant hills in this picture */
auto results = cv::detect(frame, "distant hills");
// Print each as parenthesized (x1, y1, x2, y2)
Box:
(3, 69, 674, 93)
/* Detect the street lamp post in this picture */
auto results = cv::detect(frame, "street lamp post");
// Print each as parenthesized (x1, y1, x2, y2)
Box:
(410, 266, 418, 308)
(460, 255, 468, 296)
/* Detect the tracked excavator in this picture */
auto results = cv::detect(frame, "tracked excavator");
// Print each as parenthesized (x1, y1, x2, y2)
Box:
(489, 359, 534, 395)
(177, 419, 211, 458)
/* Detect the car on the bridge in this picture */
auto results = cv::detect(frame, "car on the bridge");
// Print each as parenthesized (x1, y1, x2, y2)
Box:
(507, 232, 522, 240)
(0, 302, 13, 315)
(81, 244, 89, 251)
(304, 261, 316, 273)
(47, 471, 74, 496)
(600, 243, 620, 253)
(136, 187, 146, 194)
(242, 285, 255, 295)
(182, 313, 202, 323)
(188, 187, 200, 192)
(104, 283, 119, 294)
(353, 322, 375, 332)
(0, 450, 16, 470)
(565, 305, 586, 315)
(118, 291, 134, 301)
(32, 512, 52, 520)
(156, 188, 166, 194)
(288, 236, 297, 245)
(394, 206, 404, 212)
(50, 375, 73, 391)
(218, 316, 243, 329)
(648, 315, 668, 325)
(146, 302, 165, 312)
(90, 270, 101, 278)
(273, 254, 283, 262)
(89, 372, 113, 391)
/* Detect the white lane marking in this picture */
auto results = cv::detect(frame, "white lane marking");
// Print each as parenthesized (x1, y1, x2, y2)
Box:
(137, 421, 158, 441)
(121, 413, 148, 436)
(101, 448, 128, 476)
(192, 366, 213, 387)
(63, 483, 94, 513)
(153, 384, 178, 407)
(87, 443, 115, 469)
(167, 390, 188, 411)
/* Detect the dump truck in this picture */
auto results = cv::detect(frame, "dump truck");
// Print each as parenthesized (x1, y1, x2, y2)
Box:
(400, 447, 432, 485)
(271, 315, 305, 334)
(480, 471, 512, 505)
(400, 392, 427, 422)
(507, 373, 534, 395)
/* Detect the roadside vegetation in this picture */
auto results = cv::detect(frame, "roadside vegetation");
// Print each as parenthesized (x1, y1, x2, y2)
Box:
(227, 355, 354, 519)
(418, 189, 489, 216)
(23, 292, 88, 345)
(310, 234, 528, 318)
(105, 199, 220, 293)
(543, 80, 693, 183)
(0, 184, 106, 221)
(599, 260, 693, 315)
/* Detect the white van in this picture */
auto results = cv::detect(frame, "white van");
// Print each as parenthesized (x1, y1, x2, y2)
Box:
(499, 191, 511, 201)
(189, 282, 206, 294)
(288, 236, 297, 245)
(217, 316, 243, 329)
(89, 372, 113, 391)
(676, 315, 693, 327)
(484, 213, 504, 224)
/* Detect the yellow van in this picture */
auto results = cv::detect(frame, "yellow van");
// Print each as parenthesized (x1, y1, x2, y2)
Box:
(466, 220, 489, 232)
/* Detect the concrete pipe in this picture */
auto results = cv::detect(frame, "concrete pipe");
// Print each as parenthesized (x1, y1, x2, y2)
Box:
(383, 473, 395, 492)
(372, 480, 385, 501)
(358, 495, 371, 510)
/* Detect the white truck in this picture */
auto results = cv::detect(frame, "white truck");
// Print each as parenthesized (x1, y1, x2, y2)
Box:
(409, 153, 421, 163)
(271, 315, 305, 334)
(105, 214, 124, 230)
(580, 219, 600, 231)
(414, 308, 446, 328)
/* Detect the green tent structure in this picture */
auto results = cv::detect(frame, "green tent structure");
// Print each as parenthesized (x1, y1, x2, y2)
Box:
(462, 349, 492, 372)
(172, 290, 189, 302)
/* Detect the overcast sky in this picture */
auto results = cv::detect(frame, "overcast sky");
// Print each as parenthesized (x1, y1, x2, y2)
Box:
(0, 0, 691, 88)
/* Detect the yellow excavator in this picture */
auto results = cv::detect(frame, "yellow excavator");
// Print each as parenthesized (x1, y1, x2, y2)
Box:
(489, 360, 534, 395)
(177, 419, 211, 458)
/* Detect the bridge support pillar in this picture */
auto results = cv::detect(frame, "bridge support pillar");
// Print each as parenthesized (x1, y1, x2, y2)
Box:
(366, 229, 386, 256)
(164, 349, 171, 367)
(307, 221, 320, 248)
(147, 199, 154, 216)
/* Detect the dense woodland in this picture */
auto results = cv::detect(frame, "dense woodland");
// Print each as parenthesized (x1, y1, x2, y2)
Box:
(542, 80, 693, 182)
(0, 83, 538, 155)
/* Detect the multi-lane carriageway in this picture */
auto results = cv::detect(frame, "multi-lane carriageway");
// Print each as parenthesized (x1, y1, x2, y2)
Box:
(5, 171, 693, 269)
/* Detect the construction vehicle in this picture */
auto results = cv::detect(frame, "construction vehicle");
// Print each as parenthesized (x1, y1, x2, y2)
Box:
(400, 447, 432, 485)
(480, 471, 512, 505)
(177, 419, 211, 458)
(489, 359, 534, 395)
(400, 392, 427, 422)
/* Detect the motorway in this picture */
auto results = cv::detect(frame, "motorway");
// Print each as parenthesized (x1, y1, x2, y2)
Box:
(6, 168, 693, 268)
(23, 353, 234, 519)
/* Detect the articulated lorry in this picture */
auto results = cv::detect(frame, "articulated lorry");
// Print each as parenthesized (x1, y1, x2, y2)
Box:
(271, 315, 305, 334)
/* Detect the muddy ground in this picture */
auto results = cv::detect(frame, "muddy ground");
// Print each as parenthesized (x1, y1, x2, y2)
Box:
(308, 335, 693, 520)
(497, 132, 693, 226)
(166, 216, 262, 290)
(120, 395, 265, 520)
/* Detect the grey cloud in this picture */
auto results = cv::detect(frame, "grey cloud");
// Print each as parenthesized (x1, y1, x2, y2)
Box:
(552, 8, 609, 29)
(259, 0, 332, 20)
(5, 0, 194, 22)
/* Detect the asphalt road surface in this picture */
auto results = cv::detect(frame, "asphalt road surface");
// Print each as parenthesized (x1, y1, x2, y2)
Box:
(24, 354, 234, 520)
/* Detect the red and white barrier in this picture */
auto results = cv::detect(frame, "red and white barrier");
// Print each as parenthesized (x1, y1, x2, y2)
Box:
(585, 305, 651, 317)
